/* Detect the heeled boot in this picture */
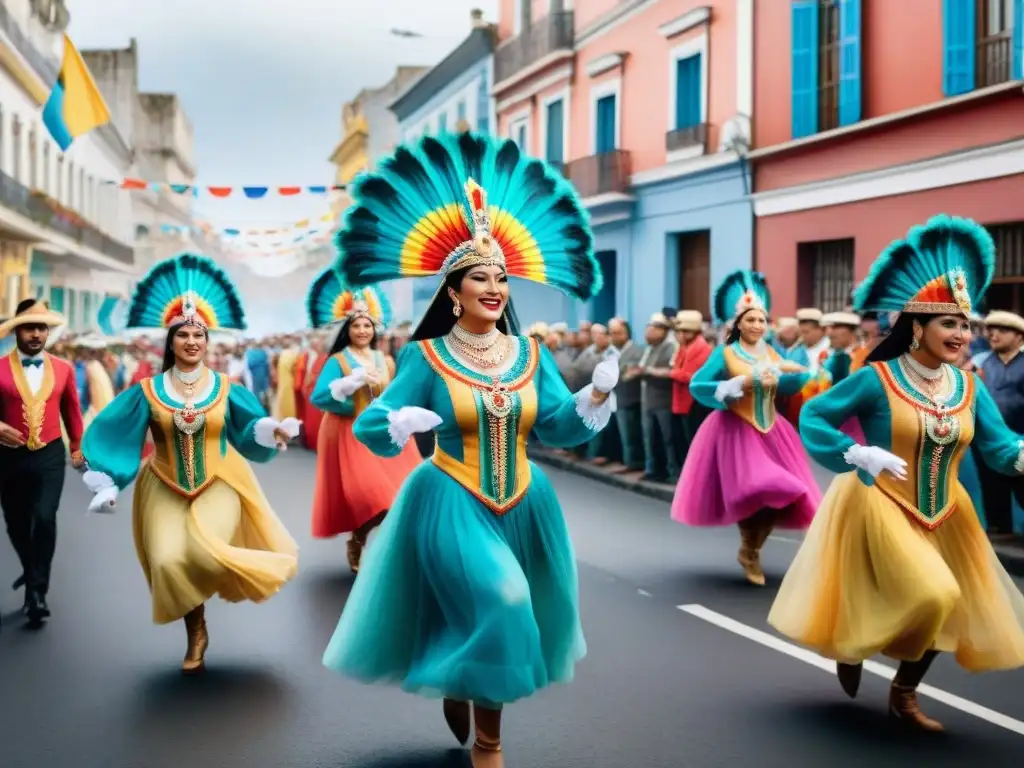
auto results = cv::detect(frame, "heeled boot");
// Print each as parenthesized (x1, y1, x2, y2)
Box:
(471, 705, 503, 768)
(443, 698, 470, 745)
(346, 537, 363, 574)
(736, 521, 765, 586)
(837, 662, 863, 698)
(889, 650, 943, 732)
(182, 604, 208, 674)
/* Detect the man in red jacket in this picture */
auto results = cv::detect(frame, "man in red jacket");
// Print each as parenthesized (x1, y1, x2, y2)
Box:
(0, 299, 84, 626)
(669, 310, 712, 464)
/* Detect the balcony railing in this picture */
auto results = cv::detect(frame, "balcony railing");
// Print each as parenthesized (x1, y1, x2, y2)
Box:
(977, 32, 1013, 87)
(494, 12, 574, 85)
(564, 150, 632, 199)
(666, 123, 708, 153)
(0, 170, 134, 265)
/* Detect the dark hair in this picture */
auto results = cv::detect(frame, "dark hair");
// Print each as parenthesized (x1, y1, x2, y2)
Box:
(726, 307, 765, 344)
(866, 312, 957, 363)
(410, 266, 519, 341)
(162, 322, 209, 372)
(328, 315, 378, 355)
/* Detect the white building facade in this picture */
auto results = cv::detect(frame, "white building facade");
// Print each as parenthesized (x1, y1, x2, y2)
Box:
(0, 0, 136, 331)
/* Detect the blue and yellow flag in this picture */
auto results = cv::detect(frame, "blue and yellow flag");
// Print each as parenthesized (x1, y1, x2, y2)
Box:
(42, 34, 111, 151)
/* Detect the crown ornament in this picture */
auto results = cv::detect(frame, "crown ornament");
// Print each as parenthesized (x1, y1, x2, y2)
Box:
(439, 179, 506, 275)
(169, 290, 208, 330)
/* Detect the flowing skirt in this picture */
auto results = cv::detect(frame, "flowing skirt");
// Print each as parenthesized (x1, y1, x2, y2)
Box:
(132, 462, 299, 624)
(768, 473, 1024, 670)
(670, 410, 820, 528)
(311, 413, 422, 537)
(322, 461, 585, 705)
(303, 401, 324, 451)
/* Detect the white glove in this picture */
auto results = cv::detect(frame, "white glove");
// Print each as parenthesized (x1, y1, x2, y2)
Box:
(843, 444, 907, 480)
(387, 406, 443, 448)
(330, 369, 366, 401)
(253, 417, 303, 449)
(88, 485, 118, 513)
(82, 469, 115, 494)
(592, 358, 619, 393)
(714, 375, 746, 403)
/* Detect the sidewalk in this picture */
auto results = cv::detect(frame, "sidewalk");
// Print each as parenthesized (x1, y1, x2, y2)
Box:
(530, 446, 1024, 578)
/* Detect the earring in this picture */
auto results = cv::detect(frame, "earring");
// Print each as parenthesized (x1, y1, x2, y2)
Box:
(452, 299, 462, 318)
(910, 337, 920, 351)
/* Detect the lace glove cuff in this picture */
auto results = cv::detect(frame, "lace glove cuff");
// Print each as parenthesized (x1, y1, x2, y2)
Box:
(575, 383, 616, 432)
(843, 443, 908, 480)
(714, 375, 746, 403)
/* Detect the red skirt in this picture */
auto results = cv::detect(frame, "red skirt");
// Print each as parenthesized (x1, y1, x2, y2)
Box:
(303, 402, 325, 450)
(311, 412, 423, 538)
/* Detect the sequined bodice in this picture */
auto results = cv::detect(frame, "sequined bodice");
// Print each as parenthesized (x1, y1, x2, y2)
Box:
(723, 342, 782, 433)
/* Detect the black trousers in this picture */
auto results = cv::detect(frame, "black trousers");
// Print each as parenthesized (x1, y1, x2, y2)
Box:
(0, 439, 67, 595)
(976, 450, 1024, 534)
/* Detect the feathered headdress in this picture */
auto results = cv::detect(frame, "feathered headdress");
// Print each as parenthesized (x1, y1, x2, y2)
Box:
(334, 132, 601, 301)
(306, 266, 391, 330)
(713, 270, 771, 324)
(126, 252, 246, 331)
(853, 215, 994, 316)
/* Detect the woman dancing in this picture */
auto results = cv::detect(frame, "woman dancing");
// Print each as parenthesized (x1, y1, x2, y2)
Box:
(321, 132, 616, 767)
(306, 267, 421, 571)
(769, 215, 1024, 731)
(80, 253, 301, 673)
(670, 270, 820, 585)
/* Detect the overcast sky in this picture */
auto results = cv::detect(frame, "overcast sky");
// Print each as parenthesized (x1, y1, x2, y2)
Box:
(65, 0, 498, 231)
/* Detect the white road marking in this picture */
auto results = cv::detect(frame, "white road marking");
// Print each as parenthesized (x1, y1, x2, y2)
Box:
(767, 534, 801, 544)
(678, 604, 1024, 736)
(637, 589, 652, 597)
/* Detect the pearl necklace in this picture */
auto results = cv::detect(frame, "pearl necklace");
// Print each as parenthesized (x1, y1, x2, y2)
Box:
(448, 324, 510, 369)
(173, 365, 204, 385)
(900, 354, 949, 405)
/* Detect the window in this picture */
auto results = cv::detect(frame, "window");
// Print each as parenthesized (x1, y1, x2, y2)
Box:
(667, 35, 708, 155)
(11, 116, 21, 182)
(674, 55, 701, 130)
(984, 222, 1024, 313)
(476, 76, 489, 133)
(515, 122, 527, 149)
(28, 128, 37, 189)
(791, 0, 861, 138)
(595, 93, 616, 154)
(544, 98, 564, 165)
(507, 110, 530, 153)
(438, 112, 447, 133)
(976, 0, 1014, 86)
(797, 238, 854, 313)
(457, 100, 467, 122)
(943, 0, 1020, 94)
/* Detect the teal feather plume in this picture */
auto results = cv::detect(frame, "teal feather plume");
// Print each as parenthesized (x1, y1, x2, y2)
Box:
(335, 131, 601, 300)
(127, 252, 246, 331)
(713, 270, 771, 324)
(853, 215, 995, 314)
(306, 267, 344, 328)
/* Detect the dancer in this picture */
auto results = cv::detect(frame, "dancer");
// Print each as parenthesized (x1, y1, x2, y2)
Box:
(768, 215, 1024, 731)
(322, 132, 614, 767)
(79, 253, 301, 673)
(670, 270, 820, 585)
(306, 267, 420, 571)
(0, 299, 83, 625)
(302, 331, 329, 450)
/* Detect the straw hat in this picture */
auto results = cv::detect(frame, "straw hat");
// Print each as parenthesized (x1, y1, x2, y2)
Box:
(0, 300, 67, 339)
(673, 310, 703, 331)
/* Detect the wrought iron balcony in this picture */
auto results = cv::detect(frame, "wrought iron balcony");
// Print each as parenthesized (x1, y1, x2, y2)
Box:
(494, 12, 574, 85)
(0, 170, 134, 265)
(977, 32, 1013, 88)
(666, 123, 708, 153)
(564, 150, 632, 199)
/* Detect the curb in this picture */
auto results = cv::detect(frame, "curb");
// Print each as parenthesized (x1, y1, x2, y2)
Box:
(529, 448, 1024, 579)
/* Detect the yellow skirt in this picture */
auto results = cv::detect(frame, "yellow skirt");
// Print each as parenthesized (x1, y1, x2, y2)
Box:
(768, 472, 1024, 671)
(131, 462, 299, 624)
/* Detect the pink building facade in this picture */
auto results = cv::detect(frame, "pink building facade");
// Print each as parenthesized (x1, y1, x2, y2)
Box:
(752, 0, 1024, 316)
(492, 0, 755, 333)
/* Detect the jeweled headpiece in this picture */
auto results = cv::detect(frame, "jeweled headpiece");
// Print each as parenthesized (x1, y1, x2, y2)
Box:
(853, 215, 994, 317)
(306, 266, 391, 330)
(333, 132, 602, 313)
(126, 252, 246, 332)
(713, 270, 771, 324)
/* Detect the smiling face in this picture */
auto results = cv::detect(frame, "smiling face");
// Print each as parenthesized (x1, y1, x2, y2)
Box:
(450, 264, 508, 325)
(738, 309, 767, 344)
(347, 316, 376, 349)
(171, 324, 208, 368)
(917, 314, 970, 364)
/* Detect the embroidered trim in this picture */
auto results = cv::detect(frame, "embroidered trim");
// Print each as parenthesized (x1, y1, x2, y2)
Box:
(8, 350, 55, 450)
(420, 336, 537, 390)
(873, 361, 971, 417)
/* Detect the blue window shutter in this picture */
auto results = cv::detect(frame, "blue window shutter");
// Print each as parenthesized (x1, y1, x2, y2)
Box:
(596, 95, 616, 153)
(675, 55, 701, 129)
(1014, 0, 1023, 80)
(942, 0, 975, 95)
(546, 99, 564, 163)
(791, 0, 819, 138)
(838, 0, 861, 126)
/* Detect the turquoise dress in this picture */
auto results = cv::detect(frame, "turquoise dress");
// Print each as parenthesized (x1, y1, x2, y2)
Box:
(322, 335, 609, 706)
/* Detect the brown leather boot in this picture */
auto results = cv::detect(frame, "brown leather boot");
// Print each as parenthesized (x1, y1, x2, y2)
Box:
(182, 604, 208, 675)
(346, 537, 363, 574)
(837, 662, 862, 698)
(889, 651, 943, 732)
(471, 705, 503, 768)
(443, 698, 470, 745)
(736, 522, 765, 585)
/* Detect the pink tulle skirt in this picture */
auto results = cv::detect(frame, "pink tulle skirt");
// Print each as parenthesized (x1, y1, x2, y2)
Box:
(670, 409, 821, 529)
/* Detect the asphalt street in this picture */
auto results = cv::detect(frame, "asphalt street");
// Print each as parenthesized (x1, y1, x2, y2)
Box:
(2, 448, 1023, 768)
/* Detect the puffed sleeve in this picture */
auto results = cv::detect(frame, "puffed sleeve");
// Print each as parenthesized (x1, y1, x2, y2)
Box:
(81, 383, 151, 489)
(533, 343, 611, 448)
(224, 383, 278, 463)
(971, 374, 1024, 476)
(800, 367, 885, 475)
(353, 342, 435, 457)
(310, 356, 355, 416)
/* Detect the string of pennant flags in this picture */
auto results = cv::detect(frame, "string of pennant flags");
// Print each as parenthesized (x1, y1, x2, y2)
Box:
(158, 211, 339, 238)
(103, 179, 349, 198)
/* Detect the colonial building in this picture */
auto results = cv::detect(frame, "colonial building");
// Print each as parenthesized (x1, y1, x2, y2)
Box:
(0, 0, 136, 331)
(329, 65, 427, 325)
(492, 0, 754, 332)
(752, 0, 1024, 315)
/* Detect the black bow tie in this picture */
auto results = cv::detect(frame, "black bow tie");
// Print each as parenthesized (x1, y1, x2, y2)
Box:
(21, 358, 42, 368)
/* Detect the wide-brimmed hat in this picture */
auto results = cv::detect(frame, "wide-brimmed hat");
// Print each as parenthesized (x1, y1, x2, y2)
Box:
(0, 300, 66, 339)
